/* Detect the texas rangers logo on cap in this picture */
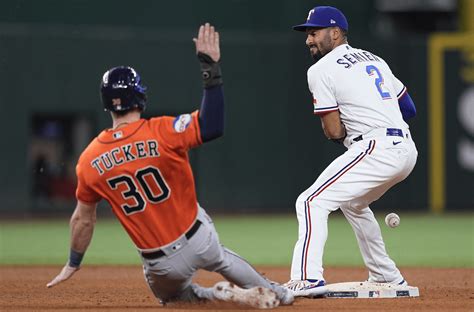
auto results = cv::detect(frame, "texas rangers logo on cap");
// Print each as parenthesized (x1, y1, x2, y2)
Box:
(307, 9, 315, 21)
(293, 6, 349, 32)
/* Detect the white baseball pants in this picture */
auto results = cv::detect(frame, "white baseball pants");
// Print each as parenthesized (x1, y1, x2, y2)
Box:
(290, 130, 417, 283)
(142, 206, 289, 303)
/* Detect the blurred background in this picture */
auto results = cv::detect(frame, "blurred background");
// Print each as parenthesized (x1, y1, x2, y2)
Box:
(0, 0, 472, 218)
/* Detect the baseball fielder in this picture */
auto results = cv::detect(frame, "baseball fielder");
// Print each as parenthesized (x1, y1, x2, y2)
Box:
(284, 6, 418, 297)
(46, 23, 293, 309)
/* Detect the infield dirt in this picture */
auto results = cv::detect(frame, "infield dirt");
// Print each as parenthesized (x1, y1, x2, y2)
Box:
(1, 266, 472, 311)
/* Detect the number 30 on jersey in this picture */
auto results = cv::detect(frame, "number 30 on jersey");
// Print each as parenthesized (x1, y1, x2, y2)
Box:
(107, 166, 170, 215)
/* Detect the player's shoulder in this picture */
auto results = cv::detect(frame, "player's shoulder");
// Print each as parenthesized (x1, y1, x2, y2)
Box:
(307, 59, 328, 78)
(147, 115, 177, 132)
(148, 115, 169, 126)
(152, 112, 198, 134)
(307, 44, 349, 76)
(307, 60, 334, 85)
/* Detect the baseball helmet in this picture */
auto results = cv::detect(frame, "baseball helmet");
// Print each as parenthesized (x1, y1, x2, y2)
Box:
(100, 66, 147, 112)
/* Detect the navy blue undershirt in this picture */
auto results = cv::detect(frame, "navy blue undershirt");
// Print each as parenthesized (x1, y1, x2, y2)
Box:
(398, 91, 416, 121)
(198, 85, 224, 142)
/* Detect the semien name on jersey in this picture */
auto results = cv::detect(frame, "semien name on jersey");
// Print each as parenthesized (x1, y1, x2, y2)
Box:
(336, 50, 381, 69)
(91, 140, 160, 175)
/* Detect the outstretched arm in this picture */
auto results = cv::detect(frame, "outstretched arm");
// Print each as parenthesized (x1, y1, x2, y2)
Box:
(46, 201, 97, 288)
(193, 23, 224, 142)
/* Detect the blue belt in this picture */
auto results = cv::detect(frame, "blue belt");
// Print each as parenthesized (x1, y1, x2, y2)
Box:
(353, 128, 403, 142)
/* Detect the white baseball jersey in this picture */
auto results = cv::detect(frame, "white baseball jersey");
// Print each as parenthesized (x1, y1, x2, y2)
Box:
(288, 43, 418, 286)
(308, 44, 409, 144)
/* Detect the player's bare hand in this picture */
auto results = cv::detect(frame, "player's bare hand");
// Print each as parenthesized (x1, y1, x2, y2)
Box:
(193, 23, 220, 62)
(46, 264, 79, 288)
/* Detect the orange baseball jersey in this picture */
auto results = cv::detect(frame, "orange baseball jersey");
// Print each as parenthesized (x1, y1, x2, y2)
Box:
(76, 111, 202, 251)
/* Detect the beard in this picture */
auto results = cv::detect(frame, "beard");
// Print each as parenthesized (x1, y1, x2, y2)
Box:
(309, 35, 332, 62)
(308, 44, 324, 62)
(311, 50, 324, 62)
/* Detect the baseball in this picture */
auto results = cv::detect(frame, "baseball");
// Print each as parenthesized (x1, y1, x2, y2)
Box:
(385, 213, 400, 228)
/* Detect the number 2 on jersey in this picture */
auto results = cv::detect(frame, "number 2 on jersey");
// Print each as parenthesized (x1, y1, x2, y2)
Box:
(366, 65, 391, 100)
(107, 166, 170, 215)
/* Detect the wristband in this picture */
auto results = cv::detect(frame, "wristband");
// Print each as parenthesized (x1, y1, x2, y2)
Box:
(197, 52, 223, 88)
(68, 249, 84, 268)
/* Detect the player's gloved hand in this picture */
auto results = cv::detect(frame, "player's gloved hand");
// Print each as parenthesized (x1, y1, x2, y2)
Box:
(193, 23, 223, 88)
(46, 263, 80, 288)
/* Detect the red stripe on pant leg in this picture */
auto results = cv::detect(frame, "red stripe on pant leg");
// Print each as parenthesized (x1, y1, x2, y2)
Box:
(308, 153, 368, 203)
(303, 201, 312, 280)
(301, 142, 374, 280)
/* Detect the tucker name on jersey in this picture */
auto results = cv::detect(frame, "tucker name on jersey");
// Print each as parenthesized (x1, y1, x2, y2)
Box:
(91, 140, 160, 175)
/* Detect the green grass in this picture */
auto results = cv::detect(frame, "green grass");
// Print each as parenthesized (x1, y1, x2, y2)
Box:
(1, 213, 473, 267)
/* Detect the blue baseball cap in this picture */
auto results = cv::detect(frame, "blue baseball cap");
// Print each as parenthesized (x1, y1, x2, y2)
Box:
(293, 6, 348, 32)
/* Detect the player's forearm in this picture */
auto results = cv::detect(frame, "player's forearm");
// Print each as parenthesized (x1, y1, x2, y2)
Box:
(67, 202, 97, 267)
(322, 124, 345, 139)
(46, 203, 95, 286)
(69, 212, 95, 253)
(320, 111, 346, 141)
(199, 85, 224, 142)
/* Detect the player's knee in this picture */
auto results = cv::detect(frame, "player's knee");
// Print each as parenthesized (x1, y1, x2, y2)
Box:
(295, 196, 306, 211)
(296, 193, 322, 210)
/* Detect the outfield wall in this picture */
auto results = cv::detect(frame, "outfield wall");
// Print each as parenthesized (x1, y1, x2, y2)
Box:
(0, 0, 472, 215)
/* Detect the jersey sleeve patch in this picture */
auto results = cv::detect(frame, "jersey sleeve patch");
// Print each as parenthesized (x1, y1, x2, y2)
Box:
(173, 114, 192, 133)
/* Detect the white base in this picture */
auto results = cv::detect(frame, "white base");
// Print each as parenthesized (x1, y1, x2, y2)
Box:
(324, 281, 419, 298)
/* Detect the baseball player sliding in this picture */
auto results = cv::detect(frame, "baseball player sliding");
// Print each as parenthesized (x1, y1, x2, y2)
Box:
(284, 6, 418, 297)
(46, 23, 293, 309)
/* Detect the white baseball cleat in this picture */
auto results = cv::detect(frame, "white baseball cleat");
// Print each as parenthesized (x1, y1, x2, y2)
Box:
(367, 279, 408, 286)
(213, 281, 280, 309)
(283, 279, 328, 297)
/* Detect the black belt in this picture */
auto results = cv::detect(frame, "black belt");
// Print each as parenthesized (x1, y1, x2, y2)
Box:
(141, 220, 202, 259)
(353, 128, 404, 142)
